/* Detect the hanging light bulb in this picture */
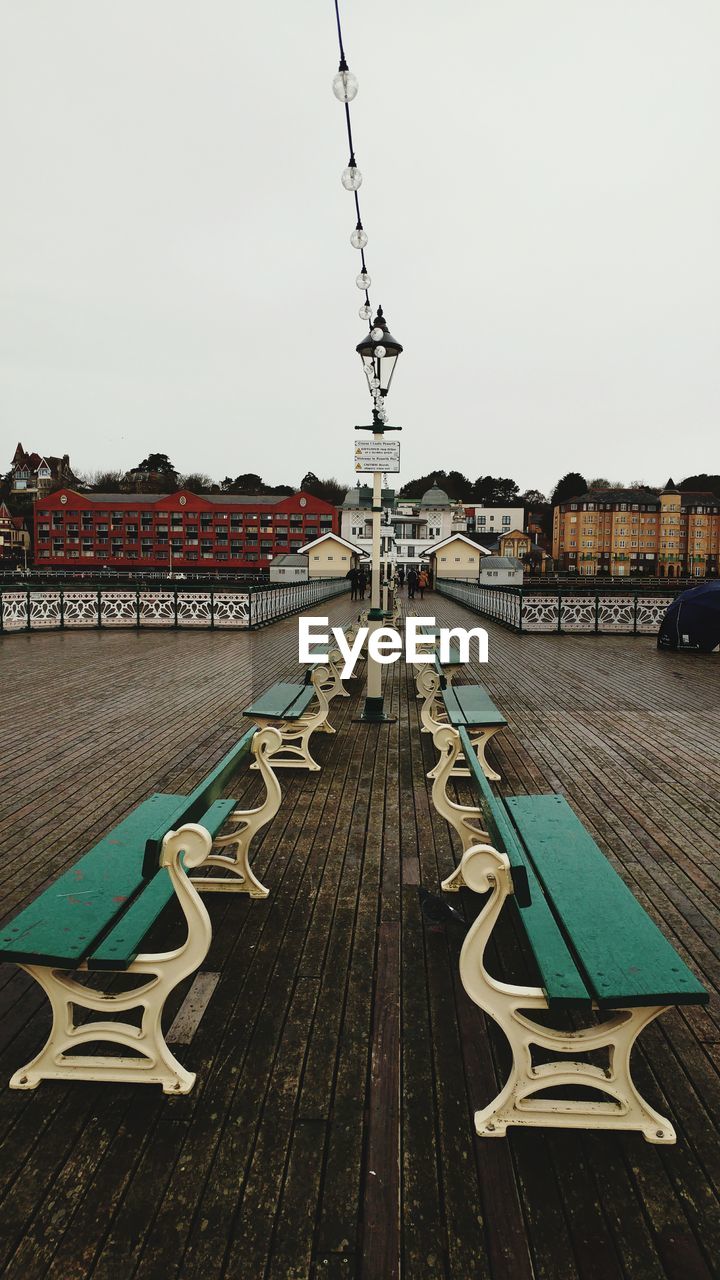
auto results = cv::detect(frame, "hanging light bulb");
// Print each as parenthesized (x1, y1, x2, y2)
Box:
(358, 304, 372, 320)
(373, 344, 386, 358)
(342, 166, 362, 191)
(333, 69, 359, 102)
(350, 226, 368, 250)
(370, 327, 383, 342)
(356, 271, 371, 290)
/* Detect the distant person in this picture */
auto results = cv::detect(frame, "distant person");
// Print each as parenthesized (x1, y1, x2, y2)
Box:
(418, 568, 430, 600)
(407, 567, 417, 600)
(358, 567, 367, 600)
(398, 566, 406, 590)
(348, 567, 359, 601)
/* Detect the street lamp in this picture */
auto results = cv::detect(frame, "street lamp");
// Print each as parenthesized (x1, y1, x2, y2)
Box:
(356, 305, 403, 406)
(354, 306, 403, 723)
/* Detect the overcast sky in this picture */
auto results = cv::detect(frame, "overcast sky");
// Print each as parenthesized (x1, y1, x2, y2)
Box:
(2, 1, 718, 498)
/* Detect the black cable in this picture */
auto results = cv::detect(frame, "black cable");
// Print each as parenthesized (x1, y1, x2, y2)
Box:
(332, 0, 373, 311)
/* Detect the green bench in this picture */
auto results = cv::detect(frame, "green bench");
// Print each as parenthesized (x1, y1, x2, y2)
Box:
(416, 659, 506, 783)
(0, 725, 282, 1095)
(305, 614, 366, 701)
(431, 724, 708, 1144)
(243, 666, 334, 771)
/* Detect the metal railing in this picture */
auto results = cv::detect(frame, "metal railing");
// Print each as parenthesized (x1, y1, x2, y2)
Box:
(434, 579, 680, 635)
(0, 578, 350, 635)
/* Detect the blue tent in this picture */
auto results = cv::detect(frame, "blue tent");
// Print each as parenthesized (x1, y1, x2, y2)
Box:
(658, 583, 720, 652)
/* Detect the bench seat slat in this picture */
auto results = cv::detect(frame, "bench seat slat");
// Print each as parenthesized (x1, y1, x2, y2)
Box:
(243, 682, 311, 720)
(457, 729, 590, 1008)
(90, 798, 238, 971)
(452, 686, 507, 727)
(142, 728, 256, 872)
(506, 795, 709, 1008)
(0, 794, 186, 968)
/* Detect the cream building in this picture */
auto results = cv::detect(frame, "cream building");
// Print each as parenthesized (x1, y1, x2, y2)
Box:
(427, 533, 492, 580)
(301, 533, 365, 579)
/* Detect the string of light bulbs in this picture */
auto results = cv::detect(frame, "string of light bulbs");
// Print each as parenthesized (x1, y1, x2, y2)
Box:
(331, 0, 391, 424)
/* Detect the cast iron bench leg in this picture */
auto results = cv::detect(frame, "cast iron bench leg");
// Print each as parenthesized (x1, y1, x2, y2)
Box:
(10, 824, 213, 1094)
(450, 726, 502, 783)
(417, 668, 448, 744)
(249, 666, 334, 772)
(191, 727, 282, 898)
(430, 727, 490, 890)
(459, 842, 676, 1144)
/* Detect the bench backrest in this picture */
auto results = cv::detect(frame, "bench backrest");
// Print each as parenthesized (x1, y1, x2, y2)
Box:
(142, 727, 256, 873)
(457, 727, 590, 1008)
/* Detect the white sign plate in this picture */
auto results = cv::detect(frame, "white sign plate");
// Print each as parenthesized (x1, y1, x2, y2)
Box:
(354, 441, 401, 473)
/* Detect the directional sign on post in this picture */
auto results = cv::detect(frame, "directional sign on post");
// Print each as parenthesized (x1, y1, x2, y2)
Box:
(354, 441, 401, 473)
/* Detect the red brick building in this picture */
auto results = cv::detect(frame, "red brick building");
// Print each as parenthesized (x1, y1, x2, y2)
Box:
(34, 489, 338, 571)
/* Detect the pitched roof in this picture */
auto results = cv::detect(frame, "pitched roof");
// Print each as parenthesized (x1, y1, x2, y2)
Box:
(425, 532, 493, 555)
(300, 532, 364, 554)
(481, 555, 523, 569)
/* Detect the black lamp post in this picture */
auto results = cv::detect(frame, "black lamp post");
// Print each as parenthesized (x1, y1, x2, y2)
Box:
(354, 306, 403, 722)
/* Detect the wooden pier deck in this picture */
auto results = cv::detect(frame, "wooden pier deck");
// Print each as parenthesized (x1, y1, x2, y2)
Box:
(0, 595, 718, 1279)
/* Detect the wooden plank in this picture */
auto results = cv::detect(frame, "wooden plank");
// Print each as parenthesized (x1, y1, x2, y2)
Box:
(361, 921, 400, 1280)
(166, 972, 221, 1045)
(507, 794, 709, 1007)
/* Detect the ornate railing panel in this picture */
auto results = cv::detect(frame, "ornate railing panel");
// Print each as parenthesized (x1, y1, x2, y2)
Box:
(597, 596, 635, 633)
(28, 592, 62, 629)
(434, 579, 684, 637)
(101, 592, 141, 627)
(213, 593, 250, 627)
(559, 596, 596, 632)
(0, 578, 348, 635)
(635, 596, 674, 633)
(0, 592, 29, 632)
(521, 595, 559, 632)
(63, 592, 101, 627)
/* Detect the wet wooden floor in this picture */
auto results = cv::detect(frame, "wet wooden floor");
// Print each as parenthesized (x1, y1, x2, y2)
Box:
(0, 595, 718, 1280)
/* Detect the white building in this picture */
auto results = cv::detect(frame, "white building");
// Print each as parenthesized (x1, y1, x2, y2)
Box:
(478, 554, 524, 585)
(341, 482, 468, 572)
(269, 553, 308, 582)
(465, 506, 525, 538)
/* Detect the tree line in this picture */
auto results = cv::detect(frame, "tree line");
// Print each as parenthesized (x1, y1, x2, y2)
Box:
(5, 451, 718, 516)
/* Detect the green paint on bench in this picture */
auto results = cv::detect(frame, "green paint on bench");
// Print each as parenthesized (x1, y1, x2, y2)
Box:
(506, 795, 709, 1008)
(445, 685, 507, 728)
(244, 682, 315, 721)
(0, 794, 186, 968)
(458, 729, 590, 1008)
(142, 728, 256, 872)
(90, 797, 238, 970)
(436, 644, 463, 666)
